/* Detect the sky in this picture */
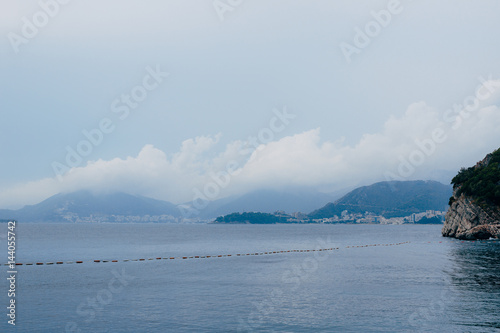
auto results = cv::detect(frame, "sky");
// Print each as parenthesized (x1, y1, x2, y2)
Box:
(1, 0, 500, 209)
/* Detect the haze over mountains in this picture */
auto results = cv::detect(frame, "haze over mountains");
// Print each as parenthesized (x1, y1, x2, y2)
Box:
(0, 188, 344, 223)
(0, 180, 452, 223)
(0, 191, 180, 223)
(197, 188, 345, 218)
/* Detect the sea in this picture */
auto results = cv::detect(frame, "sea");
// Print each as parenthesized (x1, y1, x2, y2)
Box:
(0, 223, 499, 333)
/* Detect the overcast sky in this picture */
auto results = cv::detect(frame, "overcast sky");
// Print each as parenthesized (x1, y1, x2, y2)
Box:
(1, 0, 500, 209)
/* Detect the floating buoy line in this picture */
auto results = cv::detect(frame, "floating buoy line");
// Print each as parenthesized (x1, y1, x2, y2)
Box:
(2, 241, 412, 267)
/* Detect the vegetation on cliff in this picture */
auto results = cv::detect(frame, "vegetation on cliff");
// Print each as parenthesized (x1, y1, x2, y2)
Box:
(451, 148, 500, 207)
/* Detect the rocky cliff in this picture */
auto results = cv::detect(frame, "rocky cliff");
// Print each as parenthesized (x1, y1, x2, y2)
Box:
(442, 193, 500, 239)
(442, 149, 500, 240)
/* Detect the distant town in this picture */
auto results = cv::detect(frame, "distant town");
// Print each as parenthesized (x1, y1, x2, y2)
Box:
(59, 214, 197, 224)
(213, 210, 446, 225)
(49, 209, 446, 224)
(303, 209, 445, 224)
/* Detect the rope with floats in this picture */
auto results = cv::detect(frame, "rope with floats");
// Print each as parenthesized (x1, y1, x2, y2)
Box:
(2, 241, 412, 266)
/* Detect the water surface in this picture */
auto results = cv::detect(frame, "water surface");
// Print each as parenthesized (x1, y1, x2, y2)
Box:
(0, 223, 498, 332)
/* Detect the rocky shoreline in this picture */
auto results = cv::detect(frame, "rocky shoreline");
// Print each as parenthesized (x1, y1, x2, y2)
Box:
(442, 148, 500, 240)
(442, 193, 500, 240)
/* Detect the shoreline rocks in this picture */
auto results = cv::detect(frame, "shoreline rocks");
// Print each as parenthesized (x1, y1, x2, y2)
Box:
(442, 193, 500, 240)
(442, 148, 500, 240)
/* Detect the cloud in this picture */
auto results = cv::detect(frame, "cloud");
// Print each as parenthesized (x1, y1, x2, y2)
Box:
(1, 99, 499, 209)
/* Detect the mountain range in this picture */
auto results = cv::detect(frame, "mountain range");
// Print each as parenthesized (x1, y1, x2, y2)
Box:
(0, 180, 452, 222)
(0, 188, 344, 222)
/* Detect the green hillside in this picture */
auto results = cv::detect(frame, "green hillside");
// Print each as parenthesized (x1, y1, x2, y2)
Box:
(309, 180, 451, 219)
(214, 212, 289, 224)
(450, 147, 500, 207)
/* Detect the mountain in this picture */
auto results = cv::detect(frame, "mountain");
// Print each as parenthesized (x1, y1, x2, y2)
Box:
(196, 188, 346, 218)
(309, 180, 452, 219)
(0, 191, 180, 223)
(443, 148, 500, 240)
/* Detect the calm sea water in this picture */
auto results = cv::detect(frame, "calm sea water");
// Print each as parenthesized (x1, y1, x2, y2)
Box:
(0, 223, 499, 332)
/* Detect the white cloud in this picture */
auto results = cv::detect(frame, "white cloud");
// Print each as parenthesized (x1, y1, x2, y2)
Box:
(1, 100, 499, 209)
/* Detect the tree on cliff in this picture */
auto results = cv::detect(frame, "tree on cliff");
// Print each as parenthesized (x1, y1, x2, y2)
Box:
(451, 148, 500, 207)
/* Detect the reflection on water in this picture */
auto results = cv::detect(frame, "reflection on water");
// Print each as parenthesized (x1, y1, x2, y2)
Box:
(449, 241, 500, 291)
(1, 224, 498, 332)
(447, 241, 500, 331)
